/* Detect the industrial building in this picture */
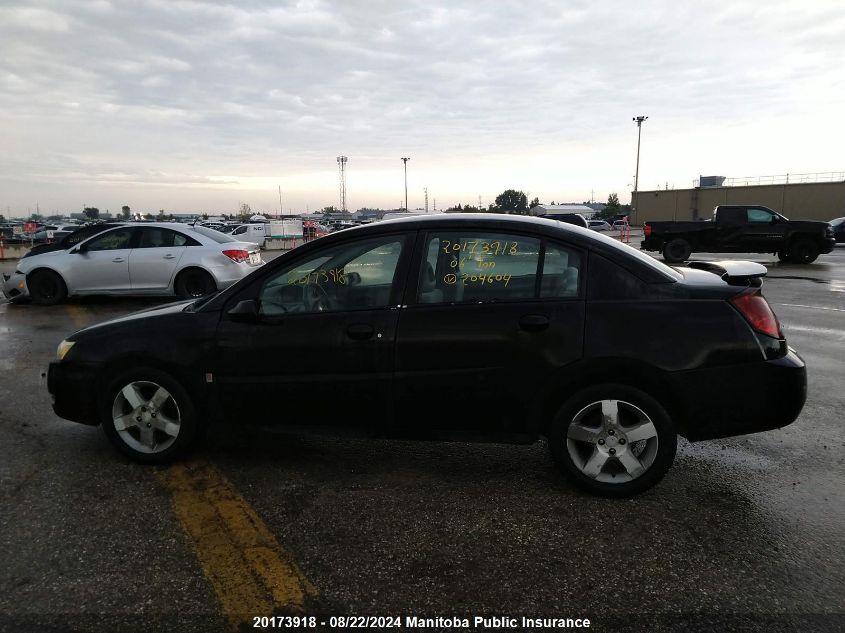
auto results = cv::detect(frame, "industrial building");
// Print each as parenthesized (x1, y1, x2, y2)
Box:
(632, 172, 845, 225)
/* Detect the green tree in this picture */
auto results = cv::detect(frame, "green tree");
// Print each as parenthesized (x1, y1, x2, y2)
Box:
(494, 189, 528, 214)
(83, 207, 100, 219)
(598, 193, 621, 221)
(529, 197, 540, 209)
(321, 206, 337, 214)
(121, 205, 131, 219)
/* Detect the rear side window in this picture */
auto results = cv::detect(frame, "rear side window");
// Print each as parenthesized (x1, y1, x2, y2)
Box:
(418, 232, 541, 304)
(541, 242, 581, 298)
(138, 228, 200, 248)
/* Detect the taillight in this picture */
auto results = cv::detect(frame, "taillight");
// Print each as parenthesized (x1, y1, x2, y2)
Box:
(730, 290, 782, 339)
(222, 249, 250, 263)
(644, 224, 652, 237)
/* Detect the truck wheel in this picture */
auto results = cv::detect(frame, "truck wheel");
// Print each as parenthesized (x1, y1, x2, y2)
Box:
(662, 239, 692, 263)
(776, 250, 791, 263)
(788, 239, 819, 264)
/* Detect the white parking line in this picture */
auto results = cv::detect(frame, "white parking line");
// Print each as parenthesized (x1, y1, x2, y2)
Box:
(776, 303, 845, 312)
(781, 324, 845, 340)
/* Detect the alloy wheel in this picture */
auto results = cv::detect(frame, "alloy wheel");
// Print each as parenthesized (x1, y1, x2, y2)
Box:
(566, 399, 659, 483)
(110, 380, 182, 454)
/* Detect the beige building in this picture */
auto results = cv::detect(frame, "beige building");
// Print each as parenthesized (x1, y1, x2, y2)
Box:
(632, 175, 845, 225)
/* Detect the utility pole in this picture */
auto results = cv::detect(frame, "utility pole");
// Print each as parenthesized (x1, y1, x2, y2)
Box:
(278, 186, 283, 218)
(336, 156, 348, 213)
(632, 116, 648, 222)
(424, 187, 429, 212)
(400, 158, 410, 211)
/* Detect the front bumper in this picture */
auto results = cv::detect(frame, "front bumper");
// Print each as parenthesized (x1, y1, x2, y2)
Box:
(47, 360, 101, 425)
(2, 272, 29, 300)
(820, 237, 836, 254)
(673, 348, 807, 441)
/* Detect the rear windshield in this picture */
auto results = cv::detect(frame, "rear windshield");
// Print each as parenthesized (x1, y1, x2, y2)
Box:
(191, 225, 239, 243)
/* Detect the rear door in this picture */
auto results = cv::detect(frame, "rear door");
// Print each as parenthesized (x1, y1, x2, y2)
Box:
(214, 232, 414, 429)
(66, 227, 136, 293)
(393, 230, 585, 438)
(129, 227, 195, 290)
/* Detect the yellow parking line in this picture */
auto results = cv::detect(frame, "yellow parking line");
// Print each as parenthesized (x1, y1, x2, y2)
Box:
(158, 459, 317, 630)
(64, 304, 90, 328)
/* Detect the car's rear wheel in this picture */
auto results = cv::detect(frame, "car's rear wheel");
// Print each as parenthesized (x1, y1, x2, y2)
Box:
(548, 384, 677, 497)
(662, 238, 692, 263)
(100, 367, 200, 463)
(175, 269, 216, 299)
(28, 270, 67, 305)
(787, 238, 819, 264)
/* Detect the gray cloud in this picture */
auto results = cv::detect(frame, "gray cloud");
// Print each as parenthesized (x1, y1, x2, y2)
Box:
(1, 0, 843, 213)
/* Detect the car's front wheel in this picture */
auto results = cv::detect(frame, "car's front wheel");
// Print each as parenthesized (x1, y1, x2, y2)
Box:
(100, 367, 200, 463)
(548, 384, 677, 497)
(28, 270, 67, 305)
(787, 238, 819, 264)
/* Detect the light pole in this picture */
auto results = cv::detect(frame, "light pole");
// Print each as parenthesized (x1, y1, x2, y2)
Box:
(400, 157, 410, 211)
(632, 116, 648, 222)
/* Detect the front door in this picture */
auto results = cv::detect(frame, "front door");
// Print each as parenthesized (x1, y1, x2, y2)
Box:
(67, 227, 136, 293)
(394, 230, 585, 439)
(214, 233, 413, 430)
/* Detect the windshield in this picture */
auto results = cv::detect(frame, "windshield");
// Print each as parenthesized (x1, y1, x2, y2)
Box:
(191, 225, 239, 243)
(830, 217, 845, 227)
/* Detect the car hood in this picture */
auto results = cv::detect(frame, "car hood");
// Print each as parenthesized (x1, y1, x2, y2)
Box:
(69, 300, 196, 339)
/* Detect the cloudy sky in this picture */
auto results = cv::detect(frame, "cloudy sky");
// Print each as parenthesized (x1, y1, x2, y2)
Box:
(1, 0, 844, 216)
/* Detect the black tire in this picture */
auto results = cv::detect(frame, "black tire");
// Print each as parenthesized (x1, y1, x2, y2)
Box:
(776, 250, 791, 263)
(548, 384, 677, 497)
(661, 238, 692, 263)
(28, 270, 68, 305)
(100, 367, 200, 463)
(175, 268, 216, 299)
(787, 238, 819, 264)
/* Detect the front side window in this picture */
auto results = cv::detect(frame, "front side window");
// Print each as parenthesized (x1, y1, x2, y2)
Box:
(258, 236, 405, 316)
(418, 232, 541, 304)
(747, 208, 775, 223)
(83, 228, 134, 251)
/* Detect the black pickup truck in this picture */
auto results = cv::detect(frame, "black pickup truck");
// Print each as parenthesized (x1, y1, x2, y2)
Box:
(641, 205, 836, 264)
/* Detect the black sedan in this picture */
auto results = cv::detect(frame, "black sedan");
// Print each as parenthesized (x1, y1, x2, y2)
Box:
(48, 214, 806, 496)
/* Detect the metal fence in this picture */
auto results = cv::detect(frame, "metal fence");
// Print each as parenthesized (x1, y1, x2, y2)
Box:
(693, 171, 845, 188)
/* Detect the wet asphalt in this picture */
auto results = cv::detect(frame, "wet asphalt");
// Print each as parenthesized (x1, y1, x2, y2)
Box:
(0, 245, 843, 633)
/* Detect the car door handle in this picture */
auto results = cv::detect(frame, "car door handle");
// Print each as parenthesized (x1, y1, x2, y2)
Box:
(163, 254, 176, 259)
(519, 314, 550, 332)
(347, 323, 375, 340)
(112, 257, 125, 263)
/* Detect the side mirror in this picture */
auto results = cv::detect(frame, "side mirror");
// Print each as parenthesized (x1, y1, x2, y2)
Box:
(227, 299, 259, 322)
(71, 244, 86, 254)
(770, 216, 779, 224)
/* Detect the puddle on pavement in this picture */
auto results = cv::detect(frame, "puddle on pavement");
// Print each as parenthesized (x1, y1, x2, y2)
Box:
(767, 276, 845, 291)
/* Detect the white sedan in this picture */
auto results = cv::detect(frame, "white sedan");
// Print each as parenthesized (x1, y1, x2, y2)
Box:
(2, 223, 263, 304)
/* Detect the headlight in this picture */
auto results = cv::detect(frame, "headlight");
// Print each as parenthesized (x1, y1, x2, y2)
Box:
(56, 340, 75, 361)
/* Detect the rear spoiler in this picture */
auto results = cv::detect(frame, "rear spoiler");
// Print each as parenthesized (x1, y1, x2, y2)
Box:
(687, 260, 768, 285)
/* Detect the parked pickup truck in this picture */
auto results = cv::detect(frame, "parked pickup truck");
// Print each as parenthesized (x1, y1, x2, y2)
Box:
(641, 205, 836, 264)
